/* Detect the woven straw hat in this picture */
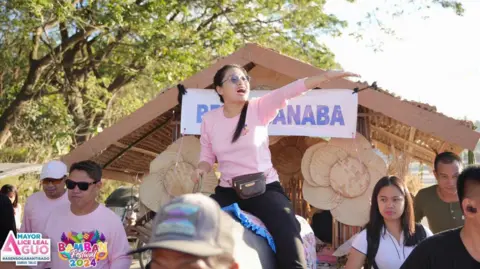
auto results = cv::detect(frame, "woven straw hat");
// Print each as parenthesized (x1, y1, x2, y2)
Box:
(302, 133, 387, 226)
(139, 136, 218, 212)
(270, 137, 314, 177)
(270, 136, 327, 189)
(301, 141, 328, 187)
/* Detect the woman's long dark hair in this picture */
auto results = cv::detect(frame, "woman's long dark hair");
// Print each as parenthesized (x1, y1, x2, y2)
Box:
(1, 184, 18, 208)
(365, 176, 424, 268)
(213, 64, 249, 143)
(0, 193, 16, 247)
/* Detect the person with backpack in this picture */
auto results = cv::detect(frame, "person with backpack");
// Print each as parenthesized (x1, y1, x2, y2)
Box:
(345, 176, 432, 269)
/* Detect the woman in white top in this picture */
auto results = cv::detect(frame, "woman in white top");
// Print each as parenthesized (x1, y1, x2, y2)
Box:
(345, 176, 433, 269)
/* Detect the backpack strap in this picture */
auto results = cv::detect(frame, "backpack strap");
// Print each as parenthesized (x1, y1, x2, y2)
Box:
(365, 228, 380, 269)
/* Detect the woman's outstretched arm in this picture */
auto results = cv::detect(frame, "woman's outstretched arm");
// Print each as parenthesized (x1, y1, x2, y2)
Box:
(256, 71, 359, 124)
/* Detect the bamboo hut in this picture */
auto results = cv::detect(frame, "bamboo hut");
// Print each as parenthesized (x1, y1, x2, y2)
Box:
(61, 43, 480, 253)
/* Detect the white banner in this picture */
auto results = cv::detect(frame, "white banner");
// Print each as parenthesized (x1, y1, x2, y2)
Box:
(180, 89, 358, 138)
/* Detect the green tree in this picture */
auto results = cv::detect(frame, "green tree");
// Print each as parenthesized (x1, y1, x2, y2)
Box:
(0, 0, 343, 151)
(0, 0, 465, 162)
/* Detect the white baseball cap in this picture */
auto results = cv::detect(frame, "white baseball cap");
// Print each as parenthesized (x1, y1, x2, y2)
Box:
(40, 160, 68, 180)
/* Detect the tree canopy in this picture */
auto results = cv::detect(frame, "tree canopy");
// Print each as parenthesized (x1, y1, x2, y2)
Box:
(0, 0, 464, 163)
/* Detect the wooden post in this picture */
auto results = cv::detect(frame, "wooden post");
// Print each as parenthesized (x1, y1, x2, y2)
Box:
(401, 127, 417, 180)
(171, 110, 181, 142)
(332, 218, 362, 249)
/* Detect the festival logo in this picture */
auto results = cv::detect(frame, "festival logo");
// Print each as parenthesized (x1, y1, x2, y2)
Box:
(0, 231, 51, 266)
(58, 230, 108, 268)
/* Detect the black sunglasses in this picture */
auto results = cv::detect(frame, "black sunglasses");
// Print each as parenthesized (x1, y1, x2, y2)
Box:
(222, 74, 251, 85)
(65, 179, 98, 191)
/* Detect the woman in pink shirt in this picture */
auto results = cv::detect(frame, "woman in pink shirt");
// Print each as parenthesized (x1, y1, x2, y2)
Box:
(191, 64, 359, 269)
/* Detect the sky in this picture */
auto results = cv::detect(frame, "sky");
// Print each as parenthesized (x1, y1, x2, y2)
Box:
(321, 0, 479, 122)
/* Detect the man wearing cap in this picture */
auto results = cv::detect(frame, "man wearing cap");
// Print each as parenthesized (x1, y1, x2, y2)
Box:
(129, 193, 275, 269)
(20, 160, 70, 233)
(39, 160, 132, 269)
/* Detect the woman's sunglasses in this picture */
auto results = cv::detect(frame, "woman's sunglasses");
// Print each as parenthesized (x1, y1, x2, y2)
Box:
(222, 74, 251, 85)
(65, 179, 98, 191)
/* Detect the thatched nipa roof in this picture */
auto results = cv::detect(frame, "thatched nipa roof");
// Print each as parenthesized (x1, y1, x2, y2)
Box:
(60, 43, 480, 183)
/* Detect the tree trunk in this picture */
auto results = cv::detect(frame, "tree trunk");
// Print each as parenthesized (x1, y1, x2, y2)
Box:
(0, 26, 96, 149)
(0, 126, 11, 149)
(65, 85, 90, 147)
(0, 61, 44, 149)
(67, 73, 135, 147)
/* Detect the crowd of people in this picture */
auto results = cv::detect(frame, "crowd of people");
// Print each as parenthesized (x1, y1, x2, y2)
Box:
(0, 64, 479, 269)
(0, 160, 132, 269)
(343, 152, 471, 269)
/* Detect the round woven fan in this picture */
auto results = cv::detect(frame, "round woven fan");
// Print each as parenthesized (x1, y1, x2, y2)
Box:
(270, 136, 310, 176)
(301, 133, 388, 226)
(139, 136, 218, 212)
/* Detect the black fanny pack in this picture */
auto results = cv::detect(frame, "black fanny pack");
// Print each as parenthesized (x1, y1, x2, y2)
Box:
(232, 172, 266, 199)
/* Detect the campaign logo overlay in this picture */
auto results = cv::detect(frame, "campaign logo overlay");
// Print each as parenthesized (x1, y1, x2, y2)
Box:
(1, 231, 51, 266)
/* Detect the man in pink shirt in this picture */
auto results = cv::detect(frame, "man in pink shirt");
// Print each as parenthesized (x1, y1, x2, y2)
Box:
(39, 160, 132, 269)
(20, 160, 70, 234)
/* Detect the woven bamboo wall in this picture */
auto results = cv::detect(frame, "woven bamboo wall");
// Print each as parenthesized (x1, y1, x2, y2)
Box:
(332, 219, 362, 249)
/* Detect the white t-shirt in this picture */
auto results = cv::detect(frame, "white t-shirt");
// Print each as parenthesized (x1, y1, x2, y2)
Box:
(351, 225, 433, 269)
(14, 204, 22, 230)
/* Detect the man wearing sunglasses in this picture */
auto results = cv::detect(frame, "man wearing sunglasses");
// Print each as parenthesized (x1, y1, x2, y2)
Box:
(20, 160, 70, 234)
(39, 160, 132, 269)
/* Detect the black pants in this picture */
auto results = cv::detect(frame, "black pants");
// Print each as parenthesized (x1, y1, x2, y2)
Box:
(211, 181, 307, 269)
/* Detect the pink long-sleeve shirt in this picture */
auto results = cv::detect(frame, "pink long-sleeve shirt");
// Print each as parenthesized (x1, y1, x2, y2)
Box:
(199, 78, 309, 187)
(38, 203, 132, 269)
(20, 191, 70, 234)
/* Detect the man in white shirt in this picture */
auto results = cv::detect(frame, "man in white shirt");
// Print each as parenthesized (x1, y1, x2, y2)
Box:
(20, 160, 70, 233)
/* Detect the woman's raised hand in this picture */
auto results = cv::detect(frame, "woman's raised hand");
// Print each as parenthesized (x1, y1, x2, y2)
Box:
(322, 70, 361, 80)
(304, 70, 361, 89)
